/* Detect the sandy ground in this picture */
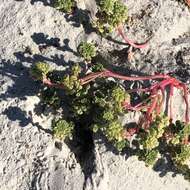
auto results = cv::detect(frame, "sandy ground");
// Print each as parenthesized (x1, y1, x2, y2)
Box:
(0, 0, 190, 190)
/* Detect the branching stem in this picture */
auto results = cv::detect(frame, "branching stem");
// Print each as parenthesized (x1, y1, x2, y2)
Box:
(39, 69, 189, 124)
(117, 25, 148, 49)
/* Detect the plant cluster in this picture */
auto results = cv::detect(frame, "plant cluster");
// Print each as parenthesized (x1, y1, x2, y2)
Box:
(30, 0, 190, 183)
(165, 121, 190, 180)
(78, 42, 97, 62)
(93, 0, 147, 49)
(52, 119, 74, 140)
(94, 0, 128, 34)
(54, 0, 147, 49)
(91, 81, 130, 150)
(31, 45, 190, 180)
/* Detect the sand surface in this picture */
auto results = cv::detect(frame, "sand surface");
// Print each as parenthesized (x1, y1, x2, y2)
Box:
(0, 0, 190, 190)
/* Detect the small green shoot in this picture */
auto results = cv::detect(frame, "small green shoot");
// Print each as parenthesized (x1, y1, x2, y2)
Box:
(54, 0, 76, 13)
(78, 42, 97, 61)
(52, 119, 74, 140)
(30, 62, 51, 81)
(94, 0, 128, 34)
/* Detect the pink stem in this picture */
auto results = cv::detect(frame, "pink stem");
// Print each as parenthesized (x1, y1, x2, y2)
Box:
(146, 95, 158, 122)
(169, 85, 174, 121)
(80, 70, 170, 85)
(150, 78, 174, 92)
(80, 72, 105, 85)
(104, 70, 170, 81)
(117, 25, 148, 49)
(124, 94, 155, 110)
(123, 101, 149, 111)
(158, 88, 165, 115)
(38, 70, 189, 124)
(42, 78, 64, 89)
(125, 87, 151, 93)
(155, 94, 162, 115)
(180, 83, 189, 123)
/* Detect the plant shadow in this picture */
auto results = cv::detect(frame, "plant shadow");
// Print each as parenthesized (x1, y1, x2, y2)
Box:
(0, 58, 53, 134)
(31, 33, 79, 56)
(153, 156, 179, 178)
(14, 32, 81, 67)
(30, 0, 94, 34)
(2, 106, 52, 134)
(64, 7, 94, 34)
(65, 127, 95, 190)
(30, 0, 55, 6)
(0, 59, 40, 101)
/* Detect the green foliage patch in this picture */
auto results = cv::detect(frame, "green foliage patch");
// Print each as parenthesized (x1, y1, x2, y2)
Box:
(31, 59, 190, 179)
(78, 42, 97, 61)
(54, 0, 76, 13)
(30, 0, 190, 182)
(52, 119, 74, 140)
(94, 0, 128, 34)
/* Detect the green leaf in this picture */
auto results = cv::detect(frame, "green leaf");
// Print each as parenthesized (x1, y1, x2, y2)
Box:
(140, 115, 169, 150)
(174, 145, 190, 165)
(52, 119, 74, 140)
(95, 0, 128, 34)
(78, 42, 97, 61)
(30, 62, 51, 81)
(138, 149, 159, 166)
(54, 0, 75, 13)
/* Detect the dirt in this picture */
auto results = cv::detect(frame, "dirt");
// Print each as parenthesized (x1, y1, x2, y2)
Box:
(0, 0, 190, 190)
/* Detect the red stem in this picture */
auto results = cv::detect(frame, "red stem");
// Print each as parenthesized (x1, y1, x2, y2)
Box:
(180, 83, 189, 123)
(123, 94, 154, 111)
(158, 88, 165, 115)
(80, 72, 105, 85)
(106, 70, 170, 81)
(117, 25, 148, 49)
(38, 69, 189, 124)
(42, 78, 65, 89)
(81, 70, 170, 84)
(169, 85, 174, 121)
(125, 87, 151, 93)
(155, 93, 162, 115)
(146, 95, 158, 121)
(123, 102, 149, 111)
